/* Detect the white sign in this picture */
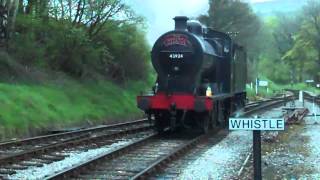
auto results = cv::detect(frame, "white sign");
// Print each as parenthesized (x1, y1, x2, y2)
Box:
(259, 80, 268, 87)
(306, 80, 314, 83)
(229, 118, 285, 131)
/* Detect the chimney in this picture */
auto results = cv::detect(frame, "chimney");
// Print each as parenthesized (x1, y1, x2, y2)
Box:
(173, 16, 189, 31)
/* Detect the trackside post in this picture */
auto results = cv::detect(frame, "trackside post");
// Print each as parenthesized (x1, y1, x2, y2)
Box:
(253, 130, 261, 180)
(229, 117, 285, 180)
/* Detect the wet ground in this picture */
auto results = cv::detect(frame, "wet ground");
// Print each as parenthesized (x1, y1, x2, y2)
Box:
(154, 103, 286, 179)
(155, 99, 320, 179)
(156, 130, 252, 179)
(5, 131, 154, 179)
(262, 100, 320, 179)
(5, 99, 320, 179)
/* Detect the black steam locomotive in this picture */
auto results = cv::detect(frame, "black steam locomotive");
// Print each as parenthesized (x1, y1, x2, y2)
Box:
(137, 16, 247, 133)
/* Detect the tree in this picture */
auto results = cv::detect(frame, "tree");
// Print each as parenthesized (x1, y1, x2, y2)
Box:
(2, 0, 149, 82)
(198, 0, 261, 82)
(48, 0, 142, 39)
(271, 13, 301, 83)
(283, 22, 319, 82)
(199, 0, 260, 47)
(301, 0, 320, 81)
(0, 0, 19, 48)
(280, 0, 320, 82)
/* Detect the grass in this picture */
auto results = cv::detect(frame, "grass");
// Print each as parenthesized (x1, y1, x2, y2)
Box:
(2, 63, 319, 140)
(246, 80, 320, 101)
(0, 80, 147, 139)
(0, 51, 154, 140)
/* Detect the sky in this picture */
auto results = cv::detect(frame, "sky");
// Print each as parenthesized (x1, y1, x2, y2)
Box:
(249, 0, 274, 2)
(127, 0, 209, 45)
(126, 0, 277, 45)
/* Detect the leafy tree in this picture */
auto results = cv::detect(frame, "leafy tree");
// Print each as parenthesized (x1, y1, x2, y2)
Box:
(270, 13, 301, 83)
(0, 0, 19, 48)
(96, 21, 149, 81)
(300, 0, 320, 81)
(279, 0, 320, 82)
(46, 0, 142, 39)
(282, 34, 317, 82)
(198, 0, 261, 82)
(199, 0, 260, 48)
(1, 0, 150, 83)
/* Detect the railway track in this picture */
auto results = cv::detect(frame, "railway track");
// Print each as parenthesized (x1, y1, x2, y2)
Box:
(150, 93, 301, 179)
(46, 96, 295, 179)
(0, 120, 153, 179)
(238, 95, 295, 117)
(0, 94, 296, 179)
(284, 89, 320, 104)
(46, 132, 206, 179)
(303, 92, 320, 105)
(0, 119, 148, 151)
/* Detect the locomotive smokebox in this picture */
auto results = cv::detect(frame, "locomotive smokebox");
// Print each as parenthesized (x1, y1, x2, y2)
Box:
(174, 16, 189, 31)
(152, 16, 217, 93)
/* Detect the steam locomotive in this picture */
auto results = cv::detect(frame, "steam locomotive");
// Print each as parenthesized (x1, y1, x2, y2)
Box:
(137, 16, 247, 133)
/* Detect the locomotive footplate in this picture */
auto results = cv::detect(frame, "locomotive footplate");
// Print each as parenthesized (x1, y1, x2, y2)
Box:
(137, 92, 213, 112)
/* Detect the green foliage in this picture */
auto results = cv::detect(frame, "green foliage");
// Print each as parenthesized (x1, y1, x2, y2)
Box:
(9, 16, 46, 66)
(6, 13, 149, 82)
(253, 16, 294, 84)
(0, 52, 30, 81)
(0, 1, 151, 138)
(198, 0, 262, 83)
(0, 80, 147, 139)
(262, 1, 320, 83)
(45, 22, 111, 77)
(246, 79, 286, 101)
(199, 0, 261, 51)
(255, 13, 305, 84)
(97, 22, 150, 81)
(195, 0, 320, 91)
(258, 56, 291, 84)
(246, 78, 320, 101)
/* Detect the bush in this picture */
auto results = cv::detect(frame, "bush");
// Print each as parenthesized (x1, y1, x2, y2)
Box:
(7, 15, 150, 82)
(258, 57, 291, 84)
(0, 52, 25, 80)
(45, 23, 113, 77)
(9, 16, 46, 67)
(96, 22, 150, 82)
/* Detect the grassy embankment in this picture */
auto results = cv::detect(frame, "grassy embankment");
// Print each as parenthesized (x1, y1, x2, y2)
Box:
(0, 80, 148, 139)
(0, 51, 153, 140)
(0, 2, 153, 140)
(3, 79, 317, 138)
(0, 79, 150, 139)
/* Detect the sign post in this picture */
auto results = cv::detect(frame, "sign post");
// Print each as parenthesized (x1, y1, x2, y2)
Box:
(253, 130, 261, 180)
(229, 118, 285, 180)
(255, 78, 259, 95)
